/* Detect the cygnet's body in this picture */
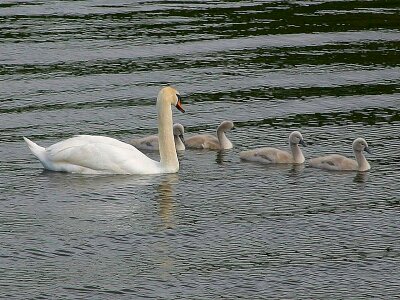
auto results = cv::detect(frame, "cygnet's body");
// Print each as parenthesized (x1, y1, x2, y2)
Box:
(240, 131, 306, 164)
(309, 137, 371, 171)
(130, 123, 185, 151)
(185, 121, 234, 150)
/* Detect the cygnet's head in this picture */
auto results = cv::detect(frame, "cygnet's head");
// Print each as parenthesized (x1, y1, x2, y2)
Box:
(218, 120, 235, 132)
(173, 123, 185, 143)
(352, 138, 371, 154)
(289, 131, 306, 146)
(157, 86, 185, 113)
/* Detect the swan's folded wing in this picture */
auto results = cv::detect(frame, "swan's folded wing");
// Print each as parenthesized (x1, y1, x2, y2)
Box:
(46, 135, 160, 174)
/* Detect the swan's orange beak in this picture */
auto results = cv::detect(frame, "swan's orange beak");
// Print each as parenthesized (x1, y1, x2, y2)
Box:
(176, 95, 185, 113)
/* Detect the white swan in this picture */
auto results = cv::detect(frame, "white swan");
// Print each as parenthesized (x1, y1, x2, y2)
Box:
(23, 86, 185, 174)
(309, 137, 371, 171)
(129, 123, 185, 151)
(240, 131, 306, 164)
(185, 120, 234, 150)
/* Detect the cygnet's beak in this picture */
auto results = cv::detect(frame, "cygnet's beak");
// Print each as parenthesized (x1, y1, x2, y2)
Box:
(176, 94, 185, 113)
(179, 134, 185, 144)
(299, 139, 307, 147)
(364, 147, 372, 154)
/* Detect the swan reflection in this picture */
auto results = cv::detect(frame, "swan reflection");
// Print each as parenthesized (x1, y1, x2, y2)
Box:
(216, 150, 228, 164)
(353, 171, 369, 185)
(157, 174, 179, 229)
(288, 163, 305, 176)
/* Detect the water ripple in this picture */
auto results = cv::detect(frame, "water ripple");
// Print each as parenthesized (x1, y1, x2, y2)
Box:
(1, 1, 400, 299)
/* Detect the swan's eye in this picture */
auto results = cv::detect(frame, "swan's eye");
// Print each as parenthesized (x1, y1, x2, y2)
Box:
(176, 94, 182, 101)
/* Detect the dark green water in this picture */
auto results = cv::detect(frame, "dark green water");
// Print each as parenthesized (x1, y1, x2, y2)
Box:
(1, 1, 399, 298)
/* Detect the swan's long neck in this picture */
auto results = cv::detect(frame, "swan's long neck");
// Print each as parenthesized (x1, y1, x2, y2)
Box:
(354, 150, 370, 171)
(290, 143, 305, 164)
(217, 128, 232, 149)
(157, 97, 179, 172)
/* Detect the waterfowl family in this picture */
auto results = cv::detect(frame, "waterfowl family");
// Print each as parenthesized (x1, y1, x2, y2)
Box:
(23, 83, 374, 175)
(130, 123, 185, 151)
(308, 137, 371, 171)
(185, 120, 234, 150)
(23, 86, 185, 174)
(239, 131, 306, 164)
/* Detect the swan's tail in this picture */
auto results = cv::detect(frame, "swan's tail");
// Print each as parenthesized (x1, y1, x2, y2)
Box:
(23, 137, 46, 160)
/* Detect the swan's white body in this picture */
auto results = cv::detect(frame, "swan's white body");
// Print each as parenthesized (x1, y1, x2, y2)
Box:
(309, 138, 371, 171)
(185, 120, 234, 150)
(23, 135, 162, 174)
(130, 123, 185, 151)
(23, 87, 185, 175)
(240, 131, 306, 164)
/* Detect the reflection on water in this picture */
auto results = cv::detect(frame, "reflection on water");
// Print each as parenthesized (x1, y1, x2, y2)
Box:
(154, 174, 180, 281)
(353, 171, 369, 185)
(1, 0, 400, 298)
(215, 150, 229, 165)
(157, 174, 179, 230)
(38, 169, 165, 190)
(176, 151, 185, 162)
(288, 164, 306, 177)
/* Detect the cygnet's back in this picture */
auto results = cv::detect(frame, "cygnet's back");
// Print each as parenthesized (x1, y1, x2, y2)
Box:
(185, 120, 234, 150)
(240, 131, 306, 164)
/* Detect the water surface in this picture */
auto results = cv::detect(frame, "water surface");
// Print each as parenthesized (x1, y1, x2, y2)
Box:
(1, 0, 399, 298)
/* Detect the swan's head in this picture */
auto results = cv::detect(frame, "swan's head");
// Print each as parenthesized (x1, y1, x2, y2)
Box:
(289, 131, 306, 146)
(173, 123, 185, 143)
(218, 120, 235, 132)
(353, 138, 371, 154)
(158, 86, 185, 113)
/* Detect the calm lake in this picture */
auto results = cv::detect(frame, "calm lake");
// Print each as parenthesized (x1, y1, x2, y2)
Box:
(1, 0, 399, 298)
